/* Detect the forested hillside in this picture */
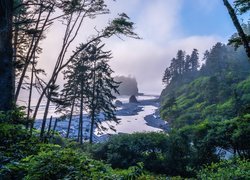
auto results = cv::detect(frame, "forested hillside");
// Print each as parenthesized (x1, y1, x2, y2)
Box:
(0, 0, 250, 179)
(160, 43, 250, 128)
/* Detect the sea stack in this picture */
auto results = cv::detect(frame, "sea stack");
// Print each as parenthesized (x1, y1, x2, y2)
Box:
(115, 100, 123, 107)
(129, 95, 138, 103)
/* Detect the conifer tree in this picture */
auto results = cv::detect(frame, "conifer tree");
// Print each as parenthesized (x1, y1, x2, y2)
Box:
(86, 43, 119, 143)
(162, 67, 172, 85)
(57, 42, 119, 143)
(184, 55, 191, 72)
(176, 50, 185, 74)
(169, 58, 178, 79)
(57, 44, 91, 143)
(205, 43, 228, 75)
(190, 49, 199, 71)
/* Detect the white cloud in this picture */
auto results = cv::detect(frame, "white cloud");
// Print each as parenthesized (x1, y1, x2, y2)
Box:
(135, 0, 182, 43)
(37, 0, 226, 95)
(107, 35, 220, 94)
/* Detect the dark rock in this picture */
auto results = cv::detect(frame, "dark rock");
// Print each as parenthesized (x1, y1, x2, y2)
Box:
(129, 95, 138, 103)
(115, 100, 123, 107)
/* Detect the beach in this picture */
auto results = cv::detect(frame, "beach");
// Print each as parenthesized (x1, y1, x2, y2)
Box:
(34, 95, 169, 142)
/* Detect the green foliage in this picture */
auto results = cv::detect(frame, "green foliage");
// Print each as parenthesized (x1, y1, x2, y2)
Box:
(104, 13, 140, 39)
(58, 42, 120, 143)
(160, 44, 250, 128)
(2, 147, 149, 180)
(162, 49, 199, 87)
(0, 123, 40, 165)
(90, 132, 169, 174)
(0, 123, 152, 179)
(17, 148, 116, 179)
(0, 106, 27, 124)
(234, 0, 250, 14)
(198, 158, 250, 179)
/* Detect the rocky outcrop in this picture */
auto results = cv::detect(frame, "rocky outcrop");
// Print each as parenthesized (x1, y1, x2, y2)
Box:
(115, 100, 123, 107)
(114, 76, 139, 96)
(129, 95, 138, 103)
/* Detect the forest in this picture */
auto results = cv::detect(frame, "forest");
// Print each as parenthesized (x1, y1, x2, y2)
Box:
(0, 0, 250, 179)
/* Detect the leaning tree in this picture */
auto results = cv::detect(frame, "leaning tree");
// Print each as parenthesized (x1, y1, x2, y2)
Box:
(223, 0, 250, 59)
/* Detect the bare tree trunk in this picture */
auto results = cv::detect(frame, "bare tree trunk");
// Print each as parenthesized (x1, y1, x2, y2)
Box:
(40, 92, 51, 138)
(89, 110, 95, 144)
(223, 0, 250, 59)
(15, 3, 54, 102)
(47, 115, 53, 136)
(40, 11, 85, 130)
(52, 117, 58, 138)
(77, 116, 80, 142)
(27, 54, 35, 129)
(66, 98, 75, 138)
(0, 0, 14, 111)
(32, 34, 105, 120)
(13, 14, 19, 105)
(89, 60, 96, 144)
(79, 81, 84, 144)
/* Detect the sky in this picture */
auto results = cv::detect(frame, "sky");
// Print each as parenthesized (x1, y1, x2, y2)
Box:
(39, 0, 241, 95)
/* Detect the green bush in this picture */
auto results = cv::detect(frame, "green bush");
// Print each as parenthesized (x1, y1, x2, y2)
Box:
(2, 147, 148, 180)
(0, 123, 41, 165)
(197, 158, 250, 179)
(24, 148, 114, 179)
(90, 132, 169, 174)
(0, 106, 27, 124)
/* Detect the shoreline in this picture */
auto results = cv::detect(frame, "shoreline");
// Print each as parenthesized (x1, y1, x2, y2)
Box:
(34, 95, 168, 142)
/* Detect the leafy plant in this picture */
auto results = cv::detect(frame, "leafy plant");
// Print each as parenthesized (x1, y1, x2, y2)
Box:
(198, 158, 250, 179)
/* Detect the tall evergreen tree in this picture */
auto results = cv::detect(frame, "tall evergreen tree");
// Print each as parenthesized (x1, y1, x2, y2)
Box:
(204, 43, 228, 75)
(86, 43, 119, 143)
(190, 49, 199, 71)
(162, 67, 172, 85)
(184, 55, 191, 72)
(57, 42, 119, 143)
(176, 50, 185, 74)
(57, 44, 91, 143)
(170, 58, 178, 79)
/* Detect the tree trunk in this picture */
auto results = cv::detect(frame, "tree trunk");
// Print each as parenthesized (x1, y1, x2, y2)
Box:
(223, 0, 250, 59)
(66, 98, 75, 138)
(52, 118, 58, 138)
(0, 0, 14, 112)
(89, 110, 95, 144)
(79, 81, 84, 144)
(47, 115, 53, 136)
(40, 93, 51, 138)
(27, 54, 35, 129)
(15, 3, 54, 102)
(89, 60, 97, 144)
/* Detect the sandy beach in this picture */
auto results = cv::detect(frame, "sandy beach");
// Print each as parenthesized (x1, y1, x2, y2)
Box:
(34, 95, 169, 142)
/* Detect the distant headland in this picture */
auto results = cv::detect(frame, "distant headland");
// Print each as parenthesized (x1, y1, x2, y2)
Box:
(114, 76, 141, 96)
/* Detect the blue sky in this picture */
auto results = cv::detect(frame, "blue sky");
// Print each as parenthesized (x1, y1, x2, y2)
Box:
(40, 0, 244, 95)
(180, 0, 235, 38)
(104, 0, 240, 94)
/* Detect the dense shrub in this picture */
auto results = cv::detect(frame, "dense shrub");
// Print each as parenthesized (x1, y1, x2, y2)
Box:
(3, 147, 149, 179)
(90, 132, 175, 174)
(0, 123, 41, 165)
(0, 123, 150, 179)
(197, 158, 250, 179)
